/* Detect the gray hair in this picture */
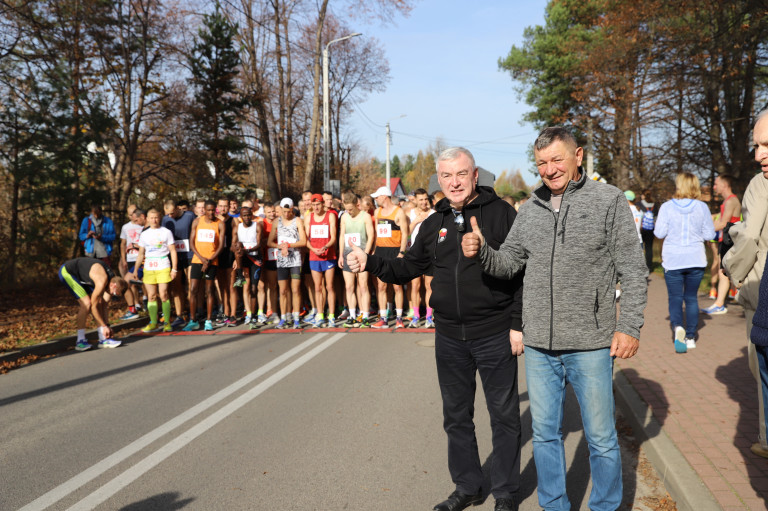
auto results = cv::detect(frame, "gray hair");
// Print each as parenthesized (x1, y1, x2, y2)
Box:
(534, 126, 578, 151)
(436, 146, 475, 171)
(756, 109, 768, 125)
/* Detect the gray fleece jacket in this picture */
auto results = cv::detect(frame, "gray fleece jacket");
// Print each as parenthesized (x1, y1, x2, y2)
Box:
(479, 170, 648, 350)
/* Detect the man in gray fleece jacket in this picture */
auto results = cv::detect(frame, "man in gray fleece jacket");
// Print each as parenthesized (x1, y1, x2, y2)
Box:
(463, 127, 647, 511)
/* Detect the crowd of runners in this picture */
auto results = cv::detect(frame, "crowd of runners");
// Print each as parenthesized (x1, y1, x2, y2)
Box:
(62, 186, 481, 350)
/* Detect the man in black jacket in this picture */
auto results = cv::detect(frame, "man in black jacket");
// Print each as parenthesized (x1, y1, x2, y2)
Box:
(346, 147, 523, 511)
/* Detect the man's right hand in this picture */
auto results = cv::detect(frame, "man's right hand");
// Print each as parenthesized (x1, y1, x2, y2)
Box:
(346, 239, 367, 273)
(462, 216, 485, 258)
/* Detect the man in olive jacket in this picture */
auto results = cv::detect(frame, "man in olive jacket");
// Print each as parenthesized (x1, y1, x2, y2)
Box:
(463, 127, 647, 511)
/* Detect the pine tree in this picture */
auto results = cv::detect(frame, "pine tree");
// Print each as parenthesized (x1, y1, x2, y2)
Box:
(188, 3, 247, 185)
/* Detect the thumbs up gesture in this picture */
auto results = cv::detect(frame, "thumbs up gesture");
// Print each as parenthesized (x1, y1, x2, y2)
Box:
(461, 216, 485, 258)
(346, 238, 368, 273)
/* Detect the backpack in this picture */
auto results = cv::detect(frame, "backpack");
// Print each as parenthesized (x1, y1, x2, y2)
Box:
(641, 209, 654, 230)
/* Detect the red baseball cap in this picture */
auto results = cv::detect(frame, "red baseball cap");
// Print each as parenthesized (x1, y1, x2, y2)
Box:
(310, 193, 323, 203)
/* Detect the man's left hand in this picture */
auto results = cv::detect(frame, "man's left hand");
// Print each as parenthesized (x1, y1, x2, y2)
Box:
(610, 331, 639, 359)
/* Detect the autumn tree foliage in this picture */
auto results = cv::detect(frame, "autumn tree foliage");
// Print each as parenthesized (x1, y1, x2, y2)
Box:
(500, 0, 768, 194)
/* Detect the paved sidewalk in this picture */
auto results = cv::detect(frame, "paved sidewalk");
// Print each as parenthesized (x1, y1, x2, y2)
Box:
(617, 273, 768, 510)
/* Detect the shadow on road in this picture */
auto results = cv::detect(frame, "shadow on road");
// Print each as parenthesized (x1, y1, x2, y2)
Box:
(118, 492, 195, 510)
(716, 345, 768, 509)
(0, 334, 248, 407)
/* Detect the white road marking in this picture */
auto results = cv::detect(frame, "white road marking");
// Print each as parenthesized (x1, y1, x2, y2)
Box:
(65, 332, 346, 511)
(19, 333, 334, 511)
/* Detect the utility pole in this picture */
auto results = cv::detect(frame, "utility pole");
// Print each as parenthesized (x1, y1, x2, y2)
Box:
(385, 114, 406, 190)
(322, 32, 361, 191)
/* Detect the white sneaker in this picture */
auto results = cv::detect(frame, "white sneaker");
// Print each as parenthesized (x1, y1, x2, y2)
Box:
(98, 339, 121, 349)
(686, 338, 696, 349)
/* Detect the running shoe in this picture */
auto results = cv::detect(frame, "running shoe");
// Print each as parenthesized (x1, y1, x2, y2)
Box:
(233, 275, 246, 288)
(182, 320, 200, 331)
(98, 339, 121, 349)
(408, 318, 420, 328)
(702, 304, 727, 315)
(327, 317, 336, 328)
(338, 309, 350, 321)
(674, 326, 687, 354)
(304, 312, 316, 324)
(214, 315, 227, 327)
(708, 289, 717, 299)
(343, 316, 357, 328)
(256, 313, 268, 325)
(276, 319, 287, 329)
(424, 317, 435, 329)
(75, 340, 92, 351)
(249, 321, 260, 330)
(293, 319, 301, 329)
(162, 323, 173, 333)
(395, 317, 405, 329)
(686, 338, 697, 349)
(170, 317, 187, 329)
(142, 323, 158, 333)
(204, 319, 214, 331)
(371, 318, 388, 329)
(312, 317, 324, 328)
(119, 311, 139, 321)
(226, 317, 237, 327)
(359, 318, 372, 328)
(243, 314, 252, 325)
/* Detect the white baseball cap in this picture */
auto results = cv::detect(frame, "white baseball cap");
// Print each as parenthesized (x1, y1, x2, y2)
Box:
(371, 186, 392, 198)
(280, 197, 294, 208)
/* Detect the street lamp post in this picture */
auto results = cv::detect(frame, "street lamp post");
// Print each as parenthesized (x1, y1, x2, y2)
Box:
(323, 32, 361, 191)
(385, 114, 406, 190)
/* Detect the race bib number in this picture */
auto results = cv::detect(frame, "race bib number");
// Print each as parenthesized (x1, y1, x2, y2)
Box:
(127, 249, 138, 263)
(197, 228, 215, 243)
(243, 242, 258, 250)
(277, 235, 297, 245)
(377, 223, 392, 238)
(174, 239, 190, 252)
(345, 233, 361, 247)
(310, 224, 329, 239)
(267, 248, 279, 261)
(145, 257, 169, 270)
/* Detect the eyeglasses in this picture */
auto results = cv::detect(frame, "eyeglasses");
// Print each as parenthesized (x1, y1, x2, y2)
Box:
(452, 209, 465, 233)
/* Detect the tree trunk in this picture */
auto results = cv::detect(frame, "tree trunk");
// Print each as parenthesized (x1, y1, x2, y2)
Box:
(302, 0, 330, 191)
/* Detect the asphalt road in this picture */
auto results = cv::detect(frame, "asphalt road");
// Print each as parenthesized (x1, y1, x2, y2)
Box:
(0, 329, 670, 510)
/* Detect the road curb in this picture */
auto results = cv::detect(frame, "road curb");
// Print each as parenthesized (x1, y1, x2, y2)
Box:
(0, 317, 149, 365)
(614, 368, 720, 511)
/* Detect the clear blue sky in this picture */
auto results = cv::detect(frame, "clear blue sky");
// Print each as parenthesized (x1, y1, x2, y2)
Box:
(347, 0, 548, 186)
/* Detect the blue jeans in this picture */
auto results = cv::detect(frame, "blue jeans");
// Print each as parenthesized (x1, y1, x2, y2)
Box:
(525, 347, 620, 511)
(663, 267, 704, 338)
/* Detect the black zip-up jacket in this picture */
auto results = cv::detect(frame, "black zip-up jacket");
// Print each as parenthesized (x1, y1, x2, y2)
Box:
(367, 186, 523, 340)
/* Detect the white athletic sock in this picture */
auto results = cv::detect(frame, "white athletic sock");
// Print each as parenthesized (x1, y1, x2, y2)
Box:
(97, 326, 106, 341)
(349, 308, 356, 318)
(362, 312, 369, 319)
(379, 309, 386, 318)
(396, 308, 403, 318)
(77, 329, 86, 341)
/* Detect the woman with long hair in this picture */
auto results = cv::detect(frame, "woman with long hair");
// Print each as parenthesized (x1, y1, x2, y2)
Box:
(654, 173, 716, 353)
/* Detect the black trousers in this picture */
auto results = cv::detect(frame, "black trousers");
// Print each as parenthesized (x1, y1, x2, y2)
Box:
(641, 229, 655, 271)
(435, 329, 521, 499)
